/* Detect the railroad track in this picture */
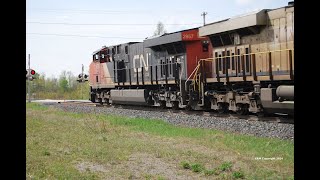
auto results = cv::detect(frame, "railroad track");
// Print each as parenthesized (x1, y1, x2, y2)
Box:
(115, 105, 293, 124)
(57, 101, 294, 124)
(58, 101, 97, 107)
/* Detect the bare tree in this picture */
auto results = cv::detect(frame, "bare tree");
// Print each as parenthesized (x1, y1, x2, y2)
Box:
(66, 71, 75, 88)
(153, 21, 167, 36)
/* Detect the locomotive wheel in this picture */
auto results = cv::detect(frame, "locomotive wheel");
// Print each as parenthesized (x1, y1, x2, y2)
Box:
(236, 104, 247, 115)
(257, 111, 265, 117)
(159, 101, 166, 109)
(256, 105, 265, 117)
(90, 93, 96, 103)
(243, 105, 249, 115)
(217, 103, 227, 114)
(98, 98, 103, 105)
(185, 104, 193, 111)
(236, 104, 242, 115)
(104, 98, 110, 105)
(171, 101, 179, 110)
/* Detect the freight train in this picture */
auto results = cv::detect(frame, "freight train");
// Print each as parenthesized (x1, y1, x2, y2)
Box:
(88, 3, 294, 116)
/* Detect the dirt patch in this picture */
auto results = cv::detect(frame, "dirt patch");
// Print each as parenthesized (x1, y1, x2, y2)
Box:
(76, 162, 110, 173)
(123, 132, 251, 174)
(124, 152, 206, 180)
(75, 153, 207, 179)
(129, 132, 242, 164)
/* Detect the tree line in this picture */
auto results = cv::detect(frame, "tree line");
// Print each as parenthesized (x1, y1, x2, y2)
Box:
(27, 22, 167, 100)
(26, 70, 90, 100)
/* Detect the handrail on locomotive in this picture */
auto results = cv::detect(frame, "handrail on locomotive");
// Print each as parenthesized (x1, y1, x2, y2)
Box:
(187, 47, 294, 93)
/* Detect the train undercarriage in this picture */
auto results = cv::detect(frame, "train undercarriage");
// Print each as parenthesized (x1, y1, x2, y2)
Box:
(89, 80, 294, 117)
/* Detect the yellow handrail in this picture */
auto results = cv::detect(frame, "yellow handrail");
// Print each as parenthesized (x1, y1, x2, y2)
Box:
(199, 48, 294, 61)
(188, 48, 294, 91)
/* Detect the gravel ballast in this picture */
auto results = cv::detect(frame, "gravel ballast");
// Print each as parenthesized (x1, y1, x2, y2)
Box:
(41, 102, 294, 140)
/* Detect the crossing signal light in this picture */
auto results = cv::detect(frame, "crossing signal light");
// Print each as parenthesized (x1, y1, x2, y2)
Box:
(77, 74, 89, 82)
(77, 74, 83, 82)
(26, 69, 36, 81)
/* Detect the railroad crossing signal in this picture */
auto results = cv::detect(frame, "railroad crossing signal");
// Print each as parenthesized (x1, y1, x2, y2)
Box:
(77, 73, 89, 82)
(77, 64, 89, 83)
(26, 68, 36, 81)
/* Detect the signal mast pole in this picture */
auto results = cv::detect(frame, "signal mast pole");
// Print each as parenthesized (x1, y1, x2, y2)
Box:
(76, 64, 88, 100)
(81, 64, 84, 100)
(28, 54, 31, 103)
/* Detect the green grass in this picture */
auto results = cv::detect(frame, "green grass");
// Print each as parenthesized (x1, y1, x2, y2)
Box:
(26, 102, 49, 110)
(180, 161, 191, 169)
(190, 163, 204, 173)
(181, 161, 245, 178)
(219, 162, 232, 171)
(109, 113, 293, 166)
(26, 103, 294, 179)
(204, 169, 216, 176)
(233, 170, 245, 179)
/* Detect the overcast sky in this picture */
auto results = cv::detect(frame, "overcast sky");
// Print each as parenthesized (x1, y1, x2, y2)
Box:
(26, 0, 291, 78)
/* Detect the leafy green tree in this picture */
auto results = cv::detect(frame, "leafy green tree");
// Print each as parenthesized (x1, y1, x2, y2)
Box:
(26, 70, 90, 100)
(59, 71, 69, 92)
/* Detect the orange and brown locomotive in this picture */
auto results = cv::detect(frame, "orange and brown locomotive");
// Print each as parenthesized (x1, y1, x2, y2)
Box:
(89, 3, 294, 116)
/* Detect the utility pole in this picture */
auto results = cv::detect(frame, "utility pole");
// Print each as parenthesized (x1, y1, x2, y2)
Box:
(28, 54, 31, 103)
(201, 12, 208, 26)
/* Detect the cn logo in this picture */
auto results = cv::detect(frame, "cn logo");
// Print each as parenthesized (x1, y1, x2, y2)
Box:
(133, 53, 150, 72)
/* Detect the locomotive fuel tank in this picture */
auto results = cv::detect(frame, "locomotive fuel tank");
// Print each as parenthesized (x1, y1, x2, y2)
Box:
(276, 85, 294, 101)
(260, 86, 294, 115)
(110, 89, 152, 105)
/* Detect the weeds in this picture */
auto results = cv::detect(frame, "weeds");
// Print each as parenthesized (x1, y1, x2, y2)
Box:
(233, 170, 245, 179)
(43, 151, 50, 156)
(191, 163, 204, 173)
(157, 176, 166, 180)
(219, 162, 232, 171)
(204, 169, 216, 176)
(181, 161, 240, 178)
(181, 161, 191, 169)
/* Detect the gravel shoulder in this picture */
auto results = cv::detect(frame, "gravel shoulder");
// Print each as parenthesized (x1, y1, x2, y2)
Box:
(42, 102, 294, 140)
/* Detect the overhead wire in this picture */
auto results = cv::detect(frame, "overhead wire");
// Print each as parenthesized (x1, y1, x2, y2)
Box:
(26, 33, 144, 39)
(26, 8, 196, 14)
(26, 22, 202, 26)
(27, 9, 148, 15)
(26, 9, 202, 39)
